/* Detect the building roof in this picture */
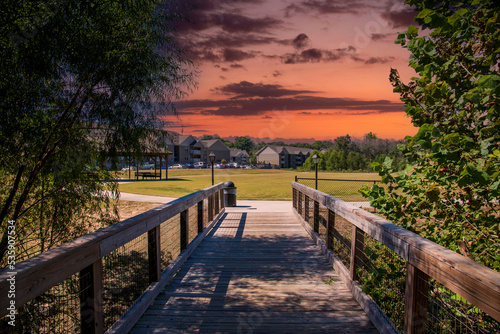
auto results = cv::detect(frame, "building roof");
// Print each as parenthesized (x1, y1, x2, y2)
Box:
(230, 148, 250, 158)
(256, 145, 313, 156)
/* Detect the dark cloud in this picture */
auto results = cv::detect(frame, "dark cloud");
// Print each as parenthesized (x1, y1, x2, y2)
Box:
(371, 33, 392, 41)
(381, 1, 417, 28)
(230, 63, 245, 69)
(212, 81, 318, 99)
(285, 0, 379, 17)
(292, 33, 310, 50)
(220, 76, 227, 80)
(363, 56, 395, 64)
(177, 95, 404, 116)
(223, 48, 257, 62)
(281, 46, 356, 64)
(272, 71, 282, 77)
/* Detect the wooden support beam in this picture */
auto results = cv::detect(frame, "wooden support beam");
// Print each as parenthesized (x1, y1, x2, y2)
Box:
(327, 209, 335, 250)
(313, 201, 320, 233)
(304, 195, 310, 223)
(80, 259, 104, 334)
(148, 226, 161, 283)
(215, 191, 219, 215)
(208, 195, 213, 222)
(219, 189, 224, 209)
(404, 263, 428, 334)
(350, 226, 366, 281)
(197, 201, 204, 233)
(180, 209, 188, 251)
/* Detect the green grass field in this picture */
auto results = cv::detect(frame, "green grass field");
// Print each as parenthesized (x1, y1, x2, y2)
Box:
(118, 169, 381, 201)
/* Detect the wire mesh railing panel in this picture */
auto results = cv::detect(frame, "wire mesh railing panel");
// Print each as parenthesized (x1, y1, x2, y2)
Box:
(0, 274, 81, 334)
(102, 233, 149, 330)
(426, 279, 500, 334)
(160, 213, 180, 271)
(203, 198, 209, 229)
(356, 233, 406, 332)
(332, 214, 352, 269)
(317, 205, 328, 242)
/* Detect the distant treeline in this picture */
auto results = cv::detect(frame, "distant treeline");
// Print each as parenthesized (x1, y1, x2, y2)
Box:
(203, 133, 407, 172)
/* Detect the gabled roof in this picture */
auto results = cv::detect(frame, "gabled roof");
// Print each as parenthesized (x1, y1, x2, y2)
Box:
(230, 148, 250, 158)
(256, 145, 313, 156)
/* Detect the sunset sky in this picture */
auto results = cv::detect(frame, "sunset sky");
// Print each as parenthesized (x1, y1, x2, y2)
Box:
(168, 0, 420, 141)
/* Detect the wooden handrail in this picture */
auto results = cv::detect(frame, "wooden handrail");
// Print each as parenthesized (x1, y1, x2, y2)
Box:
(0, 182, 226, 319)
(292, 182, 500, 325)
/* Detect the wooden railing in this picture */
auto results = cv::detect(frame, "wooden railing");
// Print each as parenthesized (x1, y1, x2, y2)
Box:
(292, 182, 500, 334)
(0, 183, 227, 333)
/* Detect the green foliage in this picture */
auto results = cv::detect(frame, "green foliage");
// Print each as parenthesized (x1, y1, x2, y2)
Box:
(0, 0, 194, 264)
(362, 0, 500, 270)
(234, 136, 255, 153)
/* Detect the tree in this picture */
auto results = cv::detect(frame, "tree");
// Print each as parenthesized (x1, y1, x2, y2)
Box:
(0, 0, 194, 264)
(234, 136, 255, 153)
(361, 0, 500, 269)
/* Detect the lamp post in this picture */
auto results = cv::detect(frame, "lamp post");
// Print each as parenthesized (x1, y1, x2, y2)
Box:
(312, 154, 319, 190)
(209, 152, 216, 185)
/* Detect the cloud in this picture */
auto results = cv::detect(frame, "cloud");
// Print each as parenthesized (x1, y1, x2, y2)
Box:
(370, 33, 392, 41)
(223, 48, 257, 62)
(212, 81, 319, 99)
(292, 33, 310, 50)
(284, 0, 381, 17)
(281, 46, 356, 64)
(363, 56, 395, 64)
(177, 95, 404, 116)
(230, 63, 246, 69)
(381, 1, 417, 28)
(272, 70, 282, 77)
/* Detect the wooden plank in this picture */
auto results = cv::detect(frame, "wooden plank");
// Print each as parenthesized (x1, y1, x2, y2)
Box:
(148, 226, 161, 283)
(350, 226, 366, 282)
(404, 263, 428, 334)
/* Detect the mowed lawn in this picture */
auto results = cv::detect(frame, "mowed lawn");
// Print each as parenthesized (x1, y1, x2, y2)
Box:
(118, 169, 381, 201)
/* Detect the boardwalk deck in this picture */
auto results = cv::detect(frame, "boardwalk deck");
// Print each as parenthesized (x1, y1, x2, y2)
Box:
(132, 206, 378, 333)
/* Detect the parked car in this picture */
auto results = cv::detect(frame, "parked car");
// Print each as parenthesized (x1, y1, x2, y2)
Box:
(141, 163, 155, 170)
(186, 163, 194, 169)
(194, 162, 207, 169)
(170, 163, 184, 169)
(121, 166, 137, 171)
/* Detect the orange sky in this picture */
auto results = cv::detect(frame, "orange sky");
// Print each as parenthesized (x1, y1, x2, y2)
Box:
(170, 0, 419, 141)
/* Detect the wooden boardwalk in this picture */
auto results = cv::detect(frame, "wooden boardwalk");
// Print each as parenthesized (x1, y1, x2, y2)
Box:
(132, 208, 378, 333)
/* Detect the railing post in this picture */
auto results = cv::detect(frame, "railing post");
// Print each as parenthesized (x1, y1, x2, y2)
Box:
(220, 189, 225, 209)
(180, 209, 188, 251)
(350, 226, 366, 281)
(208, 195, 213, 222)
(327, 209, 335, 250)
(313, 201, 320, 233)
(215, 191, 219, 215)
(293, 188, 297, 210)
(404, 263, 429, 334)
(148, 226, 161, 283)
(198, 200, 204, 233)
(304, 195, 310, 223)
(80, 259, 104, 334)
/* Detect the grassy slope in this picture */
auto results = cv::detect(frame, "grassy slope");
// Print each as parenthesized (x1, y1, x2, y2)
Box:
(118, 169, 380, 200)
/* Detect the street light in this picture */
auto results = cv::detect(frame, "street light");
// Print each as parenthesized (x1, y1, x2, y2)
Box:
(209, 152, 216, 185)
(312, 154, 319, 190)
